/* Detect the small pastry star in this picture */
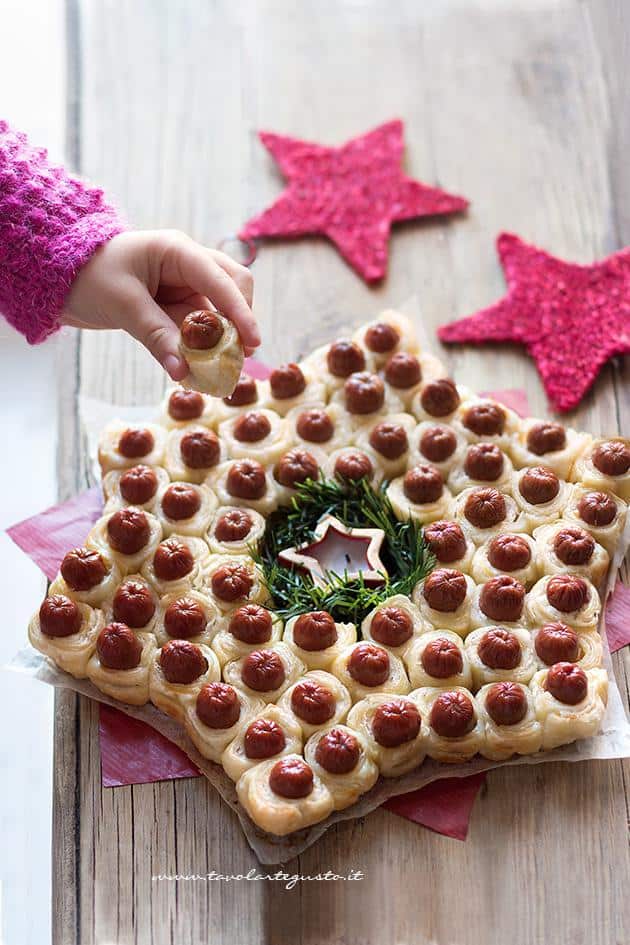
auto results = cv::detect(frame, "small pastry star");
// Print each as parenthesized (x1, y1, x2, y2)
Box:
(240, 120, 468, 283)
(278, 515, 387, 588)
(439, 233, 630, 413)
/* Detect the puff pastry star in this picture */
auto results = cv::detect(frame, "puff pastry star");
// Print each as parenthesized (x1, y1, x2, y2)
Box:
(439, 233, 630, 413)
(279, 515, 387, 588)
(240, 120, 468, 283)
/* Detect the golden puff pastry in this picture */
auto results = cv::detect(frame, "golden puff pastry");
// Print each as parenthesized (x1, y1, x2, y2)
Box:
(103, 574, 159, 635)
(303, 724, 379, 810)
(454, 486, 522, 546)
(386, 468, 454, 526)
(154, 481, 217, 538)
(271, 445, 328, 507)
(330, 642, 410, 704)
(87, 508, 162, 576)
(206, 459, 280, 517)
(470, 532, 540, 589)
(87, 629, 158, 706)
(285, 401, 354, 454)
(97, 421, 167, 474)
(323, 447, 380, 487)
(28, 596, 104, 678)
(199, 554, 268, 614)
(468, 577, 527, 631)
(508, 418, 588, 478)
(360, 595, 426, 660)
(102, 464, 170, 514)
(422, 520, 476, 575)
(221, 704, 303, 782)
(206, 505, 266, 556)
(49, 547, 120, 608)
(511, 467, 571, 532)
(404, 630, 472, 690)
(408, 421, 467, 478)
(159, 386, 220, 430)
(382, 350, 447, 411)
(531, 625, 603, 673)
(299, 341, 370, 397)
(149, 641, 221, 722)
(530, 666, 608, 750)
(153, 589, 220, 649)
(410, 378, 472, 426)
(178, 310, 244, 397)
(414, 686, 484, 763)
(352, 309, 420, 367)
(452, 396, 522, 450)
(562, 485, 627, 555)
(447, 443, 514, 496)
(346, 692, 427, 776)
(353, 413, 417, 480)
(223, 642, 306, 704)
(277, 670, 352, 739)
(218, 409, 291, 465)
(464, 626, 536, 691)
(526, 574, 600, 632)
(282, 612, 357, 671)
(141, 535, 211, 597)
(164, 426, 226, 484)
(475, 683, 542, 761)
(330, 372, 404, 433)
(412, 570, 476, 637)
(570, 436, 630, 502)
(211, 375, 267, 426)
(181, 682, 265, 763)
(533, 522, 609, 587)
(211, 605, 284, 667)
(260, 362, 327, 418)
(236, 753, 334, 836)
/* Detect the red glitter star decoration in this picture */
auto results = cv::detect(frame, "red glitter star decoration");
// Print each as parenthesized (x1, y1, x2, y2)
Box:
(239, 120, 468, 283)
(438, 233, 630, 413)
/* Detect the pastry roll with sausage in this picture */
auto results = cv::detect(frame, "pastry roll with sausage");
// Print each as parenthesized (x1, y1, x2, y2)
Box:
(29, 594, 105, 678)
(383, 350, 447, 410)
(285, 401, 353, 454)
(404, 630, 472, 690)
(471, 533, 540, 588)
(211, 604, 283, 667)
(533, 522, 609, 586)
(277, 671, 352, 739)
(412, 569, 476, 637)
(98, 421, 166, 474)
(346, 693, 427, 776)
(330, 642, 410, 703)
(324, 448, 378, 487)
(206, 506, 266, 556)
(452, 397, 521, 449)
(562, 486, 627, 555)
(475, 682, 542, 761)
(261, 362, 326, 417)
(282, 611, 357, 671)
(213, 374, 267, 425)
(304, 724, 379, 810)
(410, 377, 470, 425)
(155, 482, 217, 538)
(530, 664, 608, 750)
(221, 704, 303, 782)
(153, 589, 219, 649)
(299, 339, 369, 397)
(182, 682, 265, 763)
(387, 464, 454, 525)
(164, 426, 225, 484)
(354, 413, 417, 480)
(178, 310, 244, 397)
(422, 520, 475, 574)
(361, 595, 425, 661)
(206, 459, 279, 516)
(50, 546, 120, 607)
(102, 464, 170, 514)
(200, 555, 268, 613)
(570, 436, 630, 501)
(414, 686, 484, 763)
(464, 626, 536, 690)
(531, 622, 603, 672)
(218, 409, 291, 465)
(87, 507, 162, 577)
(87, 622, 157, 705)
(223, 643, 306, 704)
(353, 310, 419, 363)
(469, 576, 527, 630)
(236, 754, 334, 835)
(454, 486, 522, 546)
(508, 418, 587, 478)
(526, 574, 600, 632)
(149, 639, 221, 721)
(272, 446, 327, 507)
(448, 442, 514, 496)
(330, 371, 403, 432)
(408, 422, 467, 478)
(511, 466, 571, 531)
(141, 535, 211, 597)
(159, 386, 219, 430)
(105, 575, 158, 635)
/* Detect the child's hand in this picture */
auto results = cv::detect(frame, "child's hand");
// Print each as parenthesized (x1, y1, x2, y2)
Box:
(62, 230, 259, 381)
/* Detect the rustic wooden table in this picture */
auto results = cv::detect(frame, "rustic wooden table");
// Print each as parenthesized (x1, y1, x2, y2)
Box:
(53, 1, 629, 943)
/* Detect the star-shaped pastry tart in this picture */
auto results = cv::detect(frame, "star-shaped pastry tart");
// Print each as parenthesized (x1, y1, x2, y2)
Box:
(278, 514, 387, 588)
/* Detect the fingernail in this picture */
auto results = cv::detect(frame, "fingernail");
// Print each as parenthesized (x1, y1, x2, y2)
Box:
(164, 354, 187, 381)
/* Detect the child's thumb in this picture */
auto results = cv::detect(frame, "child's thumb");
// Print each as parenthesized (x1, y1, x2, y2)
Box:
(126, 293, 188, 381)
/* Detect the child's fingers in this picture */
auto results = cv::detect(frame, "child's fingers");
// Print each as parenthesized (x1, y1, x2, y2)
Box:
(126, 289, 189, 381)
(209, 249, 254, 307)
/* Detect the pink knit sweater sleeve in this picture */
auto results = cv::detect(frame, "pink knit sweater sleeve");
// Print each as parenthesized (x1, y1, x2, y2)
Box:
(0, 120, 125, 343)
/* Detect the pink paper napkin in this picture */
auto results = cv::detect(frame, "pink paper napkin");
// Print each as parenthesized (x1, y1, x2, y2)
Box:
(383, 773, 486, 840)
(604, 582, 630, 653)
(480, 388, 530, 417)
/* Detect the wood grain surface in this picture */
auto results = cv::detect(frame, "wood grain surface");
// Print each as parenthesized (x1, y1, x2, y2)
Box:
(53, 1, 629, 942)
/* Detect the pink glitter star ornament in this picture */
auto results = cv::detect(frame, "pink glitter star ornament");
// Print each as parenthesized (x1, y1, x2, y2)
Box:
(240, 120, 469, 283)
(439, 233, 630, 412)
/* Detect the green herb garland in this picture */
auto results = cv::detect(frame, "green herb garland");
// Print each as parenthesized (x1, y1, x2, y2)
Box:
(254, 476, 435, 626)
